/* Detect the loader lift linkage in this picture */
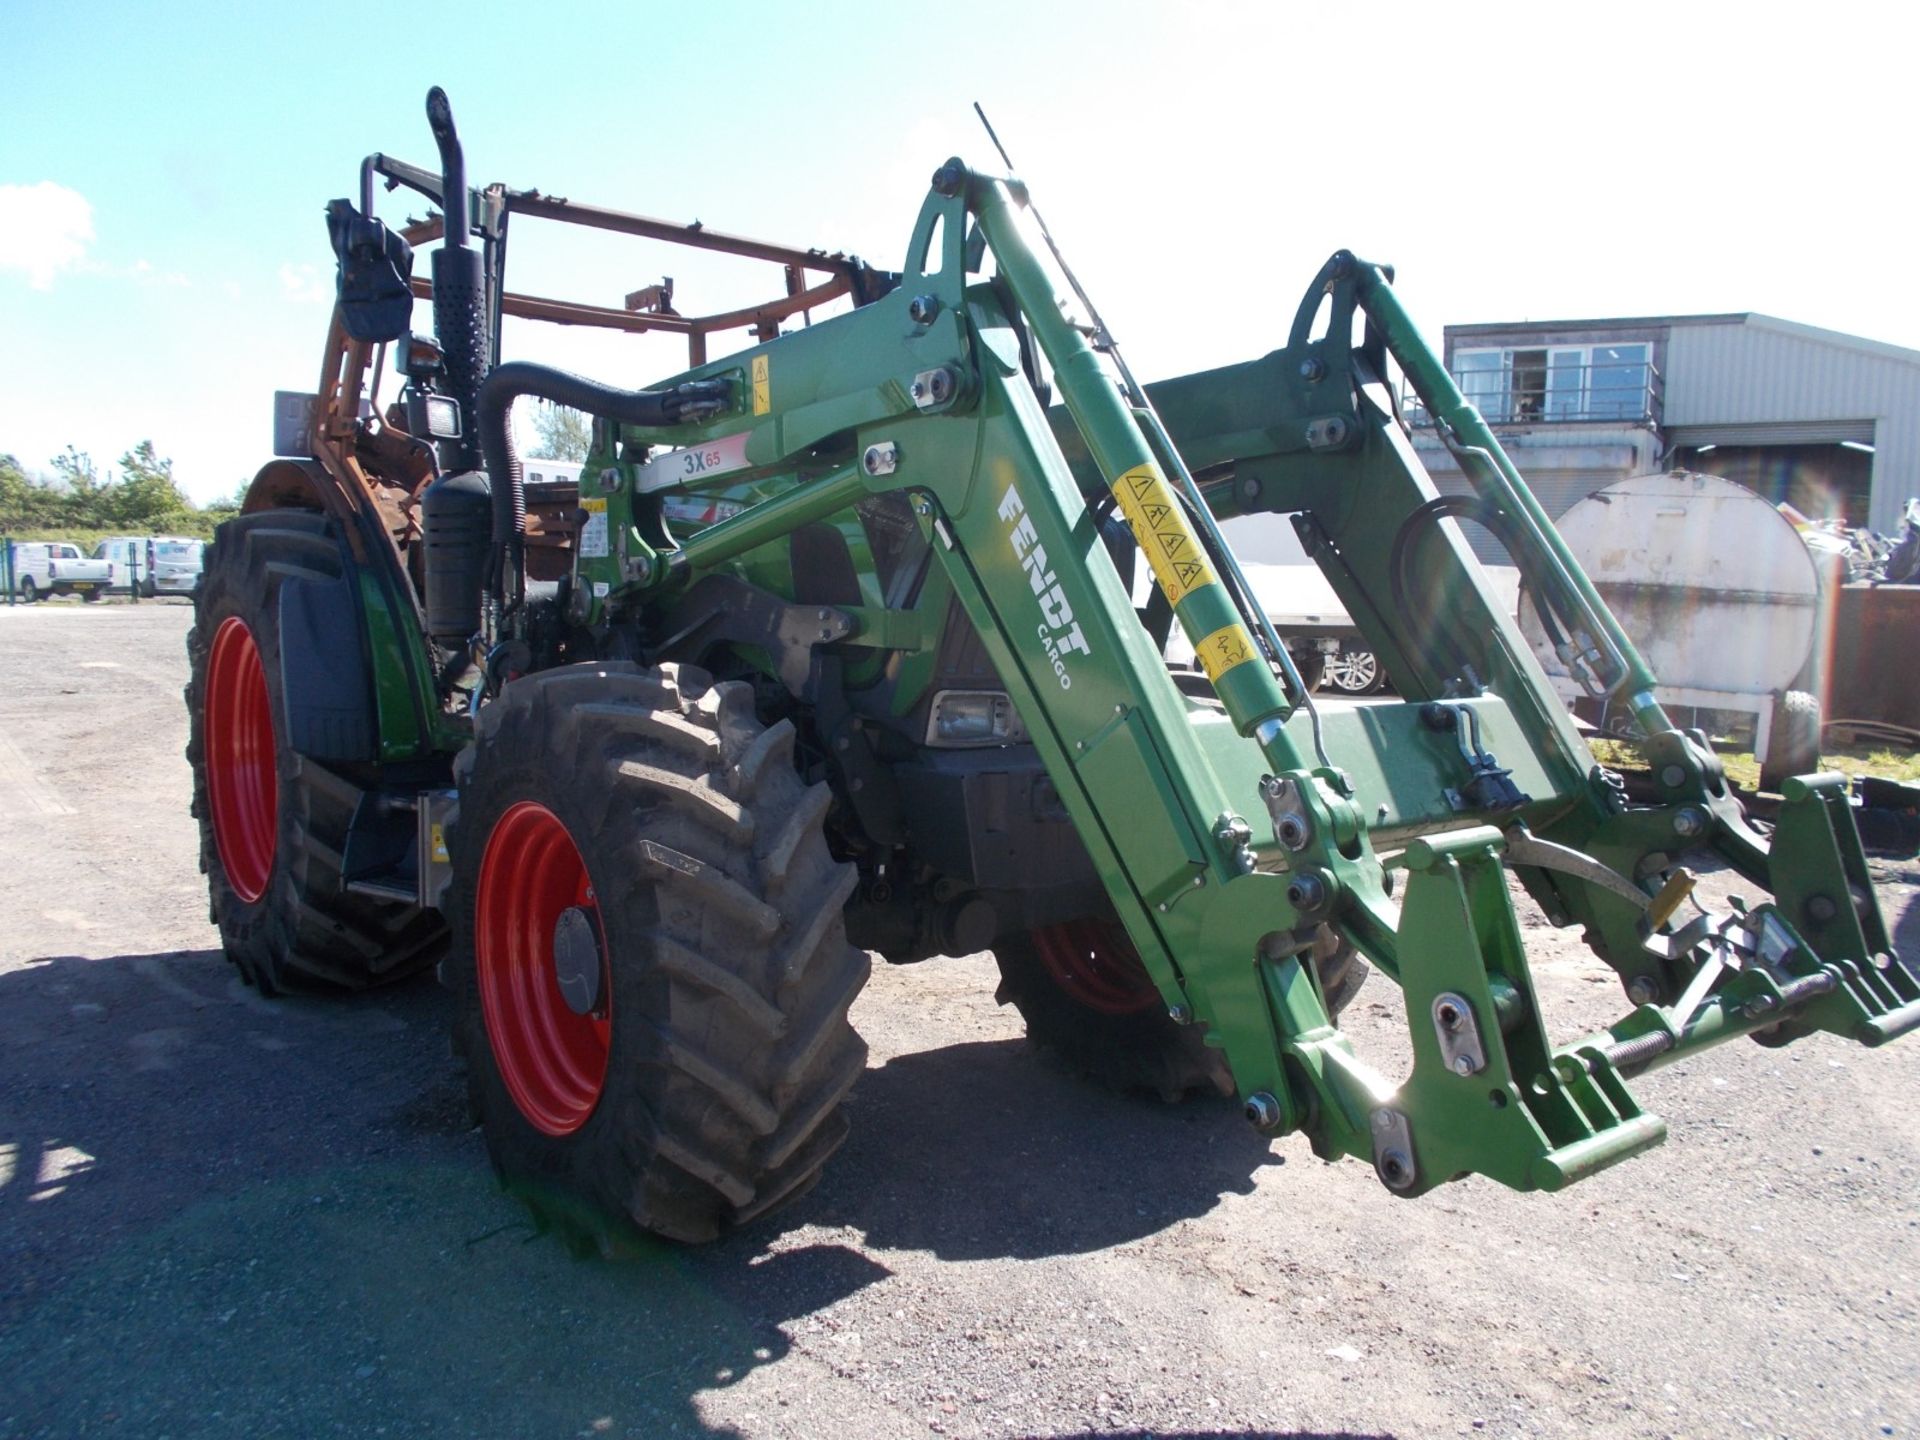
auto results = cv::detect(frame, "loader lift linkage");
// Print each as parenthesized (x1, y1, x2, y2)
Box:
(197, 89, 1920, 1245)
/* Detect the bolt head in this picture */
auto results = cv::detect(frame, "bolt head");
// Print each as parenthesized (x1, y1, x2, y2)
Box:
(1627, 975, 1661, 1006)
(1673, 807, 1706, 838)
(1286, 868, 1330, 912)
(1168, 1004, 1192, 1025)
(1244, 1091, 1282, 1129)
(1299, 357, 1325, 382)
(1660, 765, 1687, 788)
(1451, 1055, 1477, 1077)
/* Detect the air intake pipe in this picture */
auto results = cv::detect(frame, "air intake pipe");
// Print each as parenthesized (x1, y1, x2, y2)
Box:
(474, 364, 731, 601)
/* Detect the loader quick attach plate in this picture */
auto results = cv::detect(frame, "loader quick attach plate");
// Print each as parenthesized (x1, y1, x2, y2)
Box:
(1354, 829, 1668, 1196)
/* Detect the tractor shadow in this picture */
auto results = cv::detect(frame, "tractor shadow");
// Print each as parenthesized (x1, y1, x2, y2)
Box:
(819, 1036, 1279, 1261)
(0, 948, 887, 1439)
(0, 945, 1278, 1437)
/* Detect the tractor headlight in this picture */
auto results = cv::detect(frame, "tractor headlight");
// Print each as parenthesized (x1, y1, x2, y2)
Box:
(926, 689, 1028, 748)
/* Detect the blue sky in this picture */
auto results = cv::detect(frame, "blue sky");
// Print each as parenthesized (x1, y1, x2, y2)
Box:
(4, 0, 1917, 503)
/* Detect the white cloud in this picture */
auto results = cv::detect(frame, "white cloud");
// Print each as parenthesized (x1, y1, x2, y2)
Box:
(0, 182, 95, 289)
(278, 261, 329, 305)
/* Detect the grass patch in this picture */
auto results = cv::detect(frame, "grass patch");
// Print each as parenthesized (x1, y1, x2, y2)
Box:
(1590, 736, 1920, 789)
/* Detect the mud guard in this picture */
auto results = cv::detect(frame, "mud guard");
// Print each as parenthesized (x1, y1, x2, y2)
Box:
(278, 569, 377, 763)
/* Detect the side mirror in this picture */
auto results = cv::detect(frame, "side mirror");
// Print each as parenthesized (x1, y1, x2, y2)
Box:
(324, 198, 414, 344)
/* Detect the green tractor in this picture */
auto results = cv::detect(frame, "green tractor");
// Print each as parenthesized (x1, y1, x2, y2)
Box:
(189, 90, 1920, 1249)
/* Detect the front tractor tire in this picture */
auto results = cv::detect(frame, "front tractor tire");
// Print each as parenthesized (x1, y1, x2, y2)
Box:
(186, 511, 446, 993)
(994, 918, 1366, 1101)
(447, 663, 871, 1248)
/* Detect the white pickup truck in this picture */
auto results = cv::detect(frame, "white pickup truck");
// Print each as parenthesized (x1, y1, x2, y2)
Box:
(8, 541, 115, 602)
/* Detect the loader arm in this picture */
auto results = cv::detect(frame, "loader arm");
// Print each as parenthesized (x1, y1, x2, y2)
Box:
(563, 161, 1920, 1197)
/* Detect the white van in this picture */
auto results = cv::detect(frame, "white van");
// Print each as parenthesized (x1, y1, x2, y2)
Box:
(147, 536, 205, 596)
(92, 535, 204, 596)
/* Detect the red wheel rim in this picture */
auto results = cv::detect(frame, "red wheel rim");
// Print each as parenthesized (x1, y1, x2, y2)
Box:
(474, 801, 611, 1135)
(204, 616, 277, 904)
(1032, 918, 1161, 1016)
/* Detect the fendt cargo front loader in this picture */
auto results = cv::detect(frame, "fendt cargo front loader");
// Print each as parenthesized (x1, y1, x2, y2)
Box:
(189, 90, 1920, 1248)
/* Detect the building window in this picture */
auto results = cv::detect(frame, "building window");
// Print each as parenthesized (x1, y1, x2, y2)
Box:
(1586, 344, 1651, 419)
(1453, 342, 1651, 423)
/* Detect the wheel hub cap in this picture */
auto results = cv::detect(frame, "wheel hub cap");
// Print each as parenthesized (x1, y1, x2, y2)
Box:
(552, 905, 604, 1016)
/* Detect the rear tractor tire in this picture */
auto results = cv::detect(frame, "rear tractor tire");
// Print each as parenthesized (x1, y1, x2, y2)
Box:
(993, 917, 1366, 1101)
(186, 511, 447, 993)
(446, 662, 871, 1248)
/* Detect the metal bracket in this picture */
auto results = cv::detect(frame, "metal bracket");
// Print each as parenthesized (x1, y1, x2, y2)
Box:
(1369, 1107, 1417, 1191)
(910, 366, 956, 409)
(1260, 774, 1316, 853)
(1304, 414, 1352, 451)
(1430, 991, 1487, 1077)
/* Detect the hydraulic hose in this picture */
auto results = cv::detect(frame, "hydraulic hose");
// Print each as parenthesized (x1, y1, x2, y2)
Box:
(474, 362, 730, 598)
(1388, 495, 1582, 680)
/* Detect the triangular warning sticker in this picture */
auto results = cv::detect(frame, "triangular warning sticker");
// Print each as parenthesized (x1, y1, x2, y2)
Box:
(1127, 471, 1157, 501)
(1173, 559, 1206, 589)
(1142, 503, 1172, 528)
(1157, 531, 1188, 560)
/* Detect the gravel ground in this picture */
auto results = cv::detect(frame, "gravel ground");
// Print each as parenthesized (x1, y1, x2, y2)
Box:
(1, 600, 1916, 1440)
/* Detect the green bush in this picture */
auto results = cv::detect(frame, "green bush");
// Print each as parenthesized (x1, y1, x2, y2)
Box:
(0, 446, 237, 545)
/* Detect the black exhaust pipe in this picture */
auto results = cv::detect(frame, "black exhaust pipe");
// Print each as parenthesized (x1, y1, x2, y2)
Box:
(419, 86, 492, 646)
(425, 86, 487, 475)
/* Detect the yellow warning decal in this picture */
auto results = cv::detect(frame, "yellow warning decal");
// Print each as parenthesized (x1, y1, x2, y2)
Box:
(430, 822, 450, 864)
(1193, 623, 1260, 684)
(1111, 462, 1215, 606)
(751, 354, 770, 416)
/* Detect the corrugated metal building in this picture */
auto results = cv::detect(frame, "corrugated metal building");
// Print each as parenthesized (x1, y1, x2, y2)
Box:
(1411, 312, 1920, 556)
